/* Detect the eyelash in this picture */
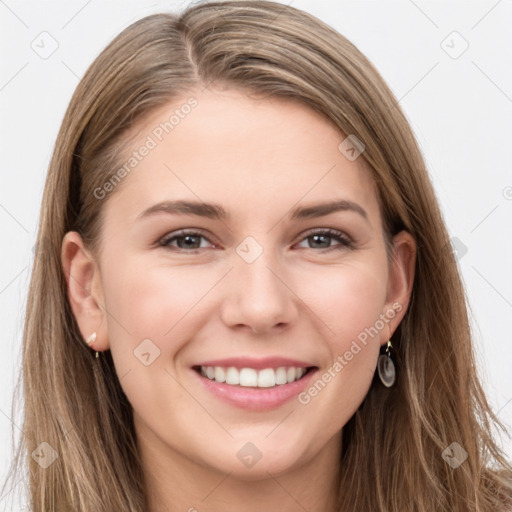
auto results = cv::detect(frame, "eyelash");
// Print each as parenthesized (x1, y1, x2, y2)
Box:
(158, 228, 353, 253)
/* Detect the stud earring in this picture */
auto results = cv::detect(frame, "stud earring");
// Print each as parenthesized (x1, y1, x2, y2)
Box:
(377, 340, 396, 387)
(86, 332, 99, 359)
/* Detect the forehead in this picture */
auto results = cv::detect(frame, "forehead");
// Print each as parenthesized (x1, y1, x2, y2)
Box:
(102, 88, 380, 227)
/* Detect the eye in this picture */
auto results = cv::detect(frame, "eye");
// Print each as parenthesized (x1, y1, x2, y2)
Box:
(158, 228, 353, 252)
(159, 230, 214, 251)
(296, 229, 353, 251)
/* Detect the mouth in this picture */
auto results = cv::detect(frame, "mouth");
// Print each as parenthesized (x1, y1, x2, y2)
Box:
(191, 359, 319, 411)
(192, 364, 316, 388)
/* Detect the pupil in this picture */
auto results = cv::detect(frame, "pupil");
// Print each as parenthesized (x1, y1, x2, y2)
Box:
(180, 236, 199, 248)
(312, 234, 329, 248)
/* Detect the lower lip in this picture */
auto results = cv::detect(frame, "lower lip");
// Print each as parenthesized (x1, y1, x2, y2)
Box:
(192, 368, 318, 411)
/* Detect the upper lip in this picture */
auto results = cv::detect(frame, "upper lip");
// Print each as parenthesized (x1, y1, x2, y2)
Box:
(193, 356, 317, 370)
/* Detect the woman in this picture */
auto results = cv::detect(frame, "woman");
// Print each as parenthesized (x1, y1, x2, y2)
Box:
(3, 1, 511, 510)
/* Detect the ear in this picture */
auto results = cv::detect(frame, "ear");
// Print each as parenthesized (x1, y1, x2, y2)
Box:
(61, 231, 109, 353)
(381, 230, 416, 343)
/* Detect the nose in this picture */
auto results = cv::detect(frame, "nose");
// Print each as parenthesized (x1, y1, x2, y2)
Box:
(219, 247, 299, 335)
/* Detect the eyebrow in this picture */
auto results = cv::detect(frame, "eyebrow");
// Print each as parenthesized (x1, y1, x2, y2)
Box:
(136, 198, 369, 223)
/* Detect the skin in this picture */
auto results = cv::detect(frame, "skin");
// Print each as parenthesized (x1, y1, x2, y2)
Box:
(62, 88, 416, 512)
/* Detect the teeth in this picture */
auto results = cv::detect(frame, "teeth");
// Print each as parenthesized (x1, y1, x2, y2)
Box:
(258, 368, 275, 388)
(200, 365, 309, 387)
(214, 366, 226, 383)
(239, 368, 258, 387)
(225, 367, 240, 385)
(275, 367, 288, 385)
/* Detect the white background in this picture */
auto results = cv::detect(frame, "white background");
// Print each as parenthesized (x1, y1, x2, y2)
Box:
(1, 1, 511, 509)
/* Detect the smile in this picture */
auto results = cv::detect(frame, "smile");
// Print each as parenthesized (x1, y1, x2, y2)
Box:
(191, 357, 318, 411)
(197, 365, 312, 388)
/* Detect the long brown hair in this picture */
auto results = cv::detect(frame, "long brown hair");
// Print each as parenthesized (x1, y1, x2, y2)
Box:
(3, 1, 511, 510)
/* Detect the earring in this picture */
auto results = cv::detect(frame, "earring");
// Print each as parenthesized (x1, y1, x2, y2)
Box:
(86, 332, 99, 359)
(377, 340, 396, 387)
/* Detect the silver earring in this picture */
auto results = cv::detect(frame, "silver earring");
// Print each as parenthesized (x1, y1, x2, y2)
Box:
(377, 340, 396, 387)
(86, 332, 99, 359)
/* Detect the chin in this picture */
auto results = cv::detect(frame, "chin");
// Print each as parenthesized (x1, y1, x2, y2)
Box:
(200, 438, 310, 481)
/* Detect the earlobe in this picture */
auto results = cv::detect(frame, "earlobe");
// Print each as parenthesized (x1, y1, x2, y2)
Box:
(382, 230, 416, 342)
(61, 231, 109, 352)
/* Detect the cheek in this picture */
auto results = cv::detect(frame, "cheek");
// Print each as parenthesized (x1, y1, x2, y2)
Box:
(292, 261, 387, 419)
(100, 259, 211, 416)
(297, 257, 389, 348)
(102, 256, 216, 344)
(102, 249, 389, 362)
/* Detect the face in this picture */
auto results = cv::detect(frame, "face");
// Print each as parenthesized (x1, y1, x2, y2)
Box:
(63, 88, 414, 482)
